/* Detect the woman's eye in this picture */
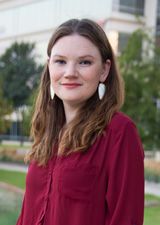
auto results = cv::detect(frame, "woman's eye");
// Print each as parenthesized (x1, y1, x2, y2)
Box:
(80, 60, 92, 65)
(55, 59, 66, 64)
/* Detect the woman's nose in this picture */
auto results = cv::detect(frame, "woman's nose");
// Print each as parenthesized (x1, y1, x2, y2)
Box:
(64, 63, 78, 78)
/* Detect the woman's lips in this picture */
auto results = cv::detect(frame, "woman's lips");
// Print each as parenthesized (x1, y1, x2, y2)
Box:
(61, 83, 82, 88)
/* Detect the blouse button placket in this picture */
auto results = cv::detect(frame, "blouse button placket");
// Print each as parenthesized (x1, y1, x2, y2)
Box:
(38, 157, 56, 224)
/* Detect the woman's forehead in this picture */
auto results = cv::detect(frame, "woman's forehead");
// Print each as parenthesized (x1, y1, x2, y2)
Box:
(50, 34, 101, 58)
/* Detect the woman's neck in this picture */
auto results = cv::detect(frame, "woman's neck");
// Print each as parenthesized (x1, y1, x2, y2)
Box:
(63, 102, 82, 124)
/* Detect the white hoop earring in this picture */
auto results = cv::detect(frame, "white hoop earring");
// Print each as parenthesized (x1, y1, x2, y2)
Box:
(98, 83, 106, 100)
(50, 84, 54, 100)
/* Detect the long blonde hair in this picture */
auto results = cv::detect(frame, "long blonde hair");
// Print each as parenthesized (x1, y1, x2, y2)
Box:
(25, 19, 124, 165)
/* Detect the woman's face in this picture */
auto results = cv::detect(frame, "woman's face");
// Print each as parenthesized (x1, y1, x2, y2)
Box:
(48, 34, 110, 108)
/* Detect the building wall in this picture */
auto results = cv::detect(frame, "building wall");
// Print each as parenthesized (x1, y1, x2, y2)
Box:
(105, 0, 158, 53)
(0, 0, 158, 61)
(0, 0, 113, 61)
(0, 0, 158, 137)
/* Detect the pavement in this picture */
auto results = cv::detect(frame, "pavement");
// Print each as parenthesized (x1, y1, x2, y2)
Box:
(145, 180, 160, 197)
(0, 161, 28, 173)
(0, 162, 160, 197)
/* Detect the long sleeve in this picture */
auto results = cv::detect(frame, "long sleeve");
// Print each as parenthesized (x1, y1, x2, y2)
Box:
(105, 121, 144, 225)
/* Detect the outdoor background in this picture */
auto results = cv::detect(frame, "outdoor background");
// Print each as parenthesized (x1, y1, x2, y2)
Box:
(0, 0, 160, 224)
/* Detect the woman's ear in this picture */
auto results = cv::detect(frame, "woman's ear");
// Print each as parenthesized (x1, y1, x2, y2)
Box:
(99, 59, 111, 82)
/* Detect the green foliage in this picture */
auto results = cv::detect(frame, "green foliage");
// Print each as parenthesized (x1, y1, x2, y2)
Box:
(0, 41, 43, 137)
(0, 42, 43, 107)
(145, 169, 160, 183)
(119, 29, 160, 150)
(21, 87, 39, 136)
(0, 79, 12, 134)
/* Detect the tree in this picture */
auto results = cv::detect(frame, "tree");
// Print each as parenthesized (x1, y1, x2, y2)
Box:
(0, 79, 12, 134)
(0, 42, 43, 108)
(119, 29, 160, 150)
(21, 88, 38, 137)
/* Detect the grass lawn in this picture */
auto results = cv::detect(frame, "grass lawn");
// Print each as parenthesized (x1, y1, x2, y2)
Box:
(0, 169, 26, 189)
(0, 188, 22, 225)
(144, 206, 160, 225)
(0, 169, 25, 224)
(0, 209, 21, 225)
(145, 194, 160, 201)
(144, 194, 160, 225)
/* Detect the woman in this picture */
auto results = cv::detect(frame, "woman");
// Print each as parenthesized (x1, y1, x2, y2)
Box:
(16, 19, 144, 225)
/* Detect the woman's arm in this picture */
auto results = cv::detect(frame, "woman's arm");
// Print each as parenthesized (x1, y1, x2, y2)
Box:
(105, 121, 144, 225)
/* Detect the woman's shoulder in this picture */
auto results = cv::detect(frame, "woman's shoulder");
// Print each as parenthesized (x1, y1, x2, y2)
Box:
(108, 111, 136, 133)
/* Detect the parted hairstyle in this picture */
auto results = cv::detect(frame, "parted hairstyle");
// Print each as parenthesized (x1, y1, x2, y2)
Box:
(25, 18, 125, 166)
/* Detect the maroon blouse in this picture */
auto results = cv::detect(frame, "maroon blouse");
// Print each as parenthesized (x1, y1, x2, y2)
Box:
(16, 112, 144, 225)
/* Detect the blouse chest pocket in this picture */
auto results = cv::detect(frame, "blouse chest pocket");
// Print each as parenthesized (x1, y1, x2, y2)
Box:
(58, 164, 98, 203)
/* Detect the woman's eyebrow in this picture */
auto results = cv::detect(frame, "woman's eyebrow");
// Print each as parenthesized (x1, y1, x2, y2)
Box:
(78, 55, 95, 59)
(51, 54, 66, 58)
(51, 54, 95, 59)
(78, 55, 95, 60)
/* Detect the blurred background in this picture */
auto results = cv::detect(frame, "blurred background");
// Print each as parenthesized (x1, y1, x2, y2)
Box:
(0, 0, 160, 224)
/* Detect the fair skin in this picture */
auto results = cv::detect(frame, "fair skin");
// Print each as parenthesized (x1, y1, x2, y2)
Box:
(48, 34, 111, 124)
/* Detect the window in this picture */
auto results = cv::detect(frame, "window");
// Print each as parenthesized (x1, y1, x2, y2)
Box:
(118, 32, 130, 53)
(156, 0, 160, 46)
(113, 0, 145, 16)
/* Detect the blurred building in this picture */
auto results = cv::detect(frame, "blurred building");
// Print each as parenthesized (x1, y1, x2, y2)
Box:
(0, 0, 159, 138)
(0, 0, 159, 61)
